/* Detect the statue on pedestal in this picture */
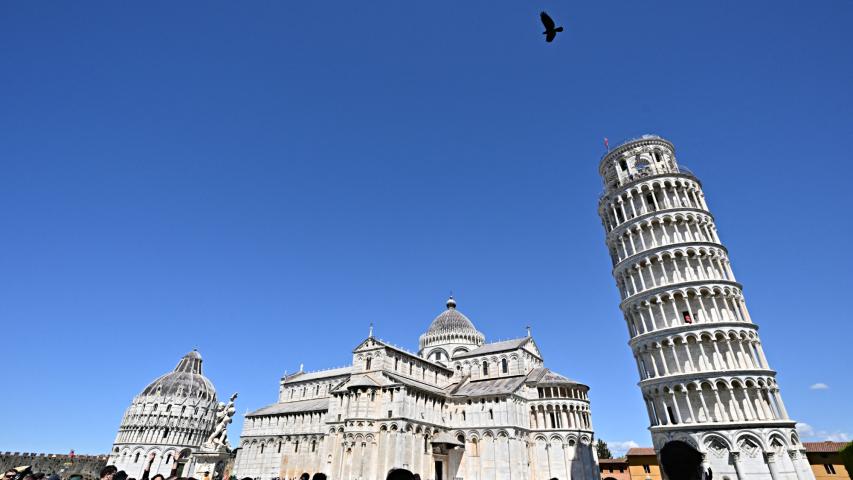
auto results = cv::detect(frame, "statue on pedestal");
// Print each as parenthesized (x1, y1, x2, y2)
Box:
(204, 393, 238, 451)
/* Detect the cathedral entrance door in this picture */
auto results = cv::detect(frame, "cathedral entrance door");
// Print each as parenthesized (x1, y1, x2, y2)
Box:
(434, 459, 446, 480)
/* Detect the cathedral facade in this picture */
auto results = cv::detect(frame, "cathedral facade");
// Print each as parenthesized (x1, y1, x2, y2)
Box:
(233, 297, 599, 480)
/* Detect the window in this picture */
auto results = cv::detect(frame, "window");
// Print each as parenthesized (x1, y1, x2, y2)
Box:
(682, 311, 693, 324)
(278, 441, 282, 453)
(501, 358, 508, 374)
(311, 441, 317, 452)
(337, 414, 341, 421)
(462, 411, 466, 421)
(260, 443, 265, 454)
(388, 410, 393, 418)
(619, 160, 628, 171)
(395, 358, 399, 371)
(365, 358, 372, 370)
(489, 409, 494, 420)
(654, 151, 662, 163)
(294, 440, 299, 452)
(134, 453, 140, 463)
(667, 405, 678, 424)
(153, 404, 158, 412)
(162, 428, 169, 439)
(482, 362, 489, 376)
(643, 465, 651, 474)
(824, 465, 837, 475)
(646, 194, 656, 211)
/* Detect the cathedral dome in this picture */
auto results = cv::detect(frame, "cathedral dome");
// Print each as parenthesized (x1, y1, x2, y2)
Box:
(419, 297, 485, 359)
(139, 349, 217, 401)
(425, 297, 479, 335)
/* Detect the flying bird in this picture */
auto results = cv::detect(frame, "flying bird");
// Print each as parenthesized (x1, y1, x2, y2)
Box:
(540, 11, 564, 43)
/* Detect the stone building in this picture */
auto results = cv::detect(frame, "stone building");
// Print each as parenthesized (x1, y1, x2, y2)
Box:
(596, 136, 814, 480)
(107, 350, 222, 479)
(233, 297, 599, 480)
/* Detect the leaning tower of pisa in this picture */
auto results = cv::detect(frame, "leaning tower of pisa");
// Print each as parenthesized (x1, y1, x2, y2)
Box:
(597, 136, 814, 480)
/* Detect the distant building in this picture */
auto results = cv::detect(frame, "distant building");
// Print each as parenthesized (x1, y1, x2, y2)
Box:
(804, 442, 850, 480)
(599, 443, 851, 480)
(233, 296, 600, 480)
(598, 458, 630, 480)
(625, 448, 663, 480)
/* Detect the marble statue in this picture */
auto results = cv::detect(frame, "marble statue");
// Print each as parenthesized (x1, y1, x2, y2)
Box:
(206, 392, 238, 450)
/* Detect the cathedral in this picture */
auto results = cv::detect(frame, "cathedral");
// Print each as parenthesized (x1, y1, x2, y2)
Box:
(232, 297, 600, 480)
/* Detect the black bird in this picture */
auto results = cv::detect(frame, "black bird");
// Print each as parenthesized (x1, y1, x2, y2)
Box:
(540, 11, 563, 43)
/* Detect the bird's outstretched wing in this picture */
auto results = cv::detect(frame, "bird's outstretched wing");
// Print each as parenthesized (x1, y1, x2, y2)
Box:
(540, 11, 555, 30)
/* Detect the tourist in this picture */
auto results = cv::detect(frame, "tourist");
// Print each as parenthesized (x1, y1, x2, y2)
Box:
(100, 465, 118, 480)
(4, 470, 17, 480)
(114, 470, 128, 480)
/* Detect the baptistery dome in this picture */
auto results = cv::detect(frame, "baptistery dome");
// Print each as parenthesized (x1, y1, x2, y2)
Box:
(140, 349, 216, 400)
(419, 296, 485, 362)
(108, 350, 221, 480)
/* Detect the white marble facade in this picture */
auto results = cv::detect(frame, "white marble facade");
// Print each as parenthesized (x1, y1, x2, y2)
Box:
(233, 298, 599, 480)
(108, 351, 220, 479)
(597, 136, 814, 480)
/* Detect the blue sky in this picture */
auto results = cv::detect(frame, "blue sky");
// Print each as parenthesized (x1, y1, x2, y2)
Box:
(1, 1, 851, 457)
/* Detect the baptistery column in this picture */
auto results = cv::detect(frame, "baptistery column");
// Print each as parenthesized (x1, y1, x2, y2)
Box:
(597, 136, 812, 480)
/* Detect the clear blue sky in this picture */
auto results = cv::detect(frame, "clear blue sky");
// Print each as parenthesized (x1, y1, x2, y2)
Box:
(1, 1, 851, 457)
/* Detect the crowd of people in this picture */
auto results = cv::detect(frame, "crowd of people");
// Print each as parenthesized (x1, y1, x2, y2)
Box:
(2, 453, 220, 480)
(4, 468, 61, 480)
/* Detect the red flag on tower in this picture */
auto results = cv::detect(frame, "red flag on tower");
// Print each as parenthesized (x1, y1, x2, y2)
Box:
(604, 137, 610, 151)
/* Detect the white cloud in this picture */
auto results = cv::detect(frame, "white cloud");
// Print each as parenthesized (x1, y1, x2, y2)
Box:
(796, 422, 848, 442)
(809, 383, 829, 390)
(796, 423, 815, 436)
(824, 432, 851, 442)
(608, 440, 640, 457)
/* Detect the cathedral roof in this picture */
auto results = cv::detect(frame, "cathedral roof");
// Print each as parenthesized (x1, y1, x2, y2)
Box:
(424, 296, 480, 335)
(525, 367, 583, 387)
(450, 375, 527, 397)
(138, 350, 217, 401)
(284, 366, 352, 384)
(384, 372, 454, 396)
(453, 337, 536, 359)
(247, 398, 329, 417)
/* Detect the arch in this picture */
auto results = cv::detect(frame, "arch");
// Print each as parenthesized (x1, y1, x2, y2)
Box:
(660, 441, 703, 480)
(735, 432, 766, 452)
(312, 475, 327, 480)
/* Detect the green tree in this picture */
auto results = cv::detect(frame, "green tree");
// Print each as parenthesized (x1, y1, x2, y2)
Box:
(597, 439, 613, 459)
(839, 442, 853, 479)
